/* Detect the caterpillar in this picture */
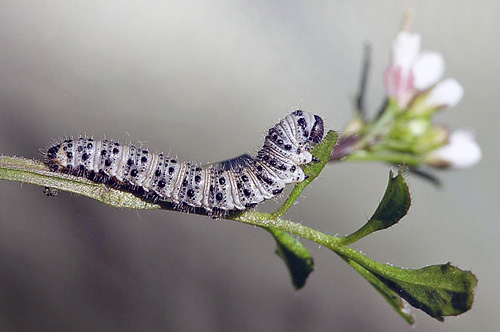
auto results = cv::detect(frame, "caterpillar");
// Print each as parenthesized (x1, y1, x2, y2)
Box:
(45, 110, 324, 216)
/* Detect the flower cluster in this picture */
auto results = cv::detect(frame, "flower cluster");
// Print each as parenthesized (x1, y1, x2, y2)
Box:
(336, 28, 481, 171)
(384, 30, 480, 168)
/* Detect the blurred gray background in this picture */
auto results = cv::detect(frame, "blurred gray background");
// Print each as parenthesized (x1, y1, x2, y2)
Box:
(0, 1, 498, 331)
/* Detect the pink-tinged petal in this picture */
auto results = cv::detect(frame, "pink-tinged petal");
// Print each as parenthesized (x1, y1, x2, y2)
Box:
(385, 32, 422, 108)
(398, 69, 414, 107)
(384, 65, 415, 108)
(413, 52, 445, 90)
(426, 130, 481, 168)
(384, 66, 398, 97)
(392, 32, 421, 70)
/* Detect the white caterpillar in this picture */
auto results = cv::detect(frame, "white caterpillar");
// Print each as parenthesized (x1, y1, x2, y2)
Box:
(46, 110, 324, 215)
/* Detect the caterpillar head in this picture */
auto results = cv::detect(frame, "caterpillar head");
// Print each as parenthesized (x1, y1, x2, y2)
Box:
(290, 110, 324, 146)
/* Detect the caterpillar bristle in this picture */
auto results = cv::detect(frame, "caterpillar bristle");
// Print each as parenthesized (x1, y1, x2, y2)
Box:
(45, 110, 324, 215)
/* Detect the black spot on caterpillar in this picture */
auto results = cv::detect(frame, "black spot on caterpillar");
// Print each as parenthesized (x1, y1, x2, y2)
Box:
(45, 110, 324, 217)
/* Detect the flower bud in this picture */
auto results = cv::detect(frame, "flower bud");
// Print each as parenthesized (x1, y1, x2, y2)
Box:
(414, 125, 449, 154)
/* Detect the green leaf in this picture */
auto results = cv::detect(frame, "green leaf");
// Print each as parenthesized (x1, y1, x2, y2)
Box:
(335, 245, 477, 322)
(304, 130, 339, 178)
(266, 227, 314, 289)
(272, 130, 338, 218)
(332, 169, 476, 322)
(264, 130, 336, 288)
(342, 257, 415, 325)
(369, 169, 410, 229)
(341, 169, 410, 244)
(372, 263, 477, 321)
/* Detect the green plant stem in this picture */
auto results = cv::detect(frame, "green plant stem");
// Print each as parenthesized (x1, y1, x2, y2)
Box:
(340, 224, 374, 245)
(353, 98, 399, 149)
(231, 211, 416, 283)
(234, 211, 343, 246)
(0, 155, 383, 275)
(0, 156, 161, 210)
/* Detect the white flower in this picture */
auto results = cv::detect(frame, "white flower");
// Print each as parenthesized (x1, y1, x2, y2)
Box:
(392, 31, 421, 70)
(425, 130, 481, 168)
(384, 31, 445, 108)
(410, 79, 464, 115)
(413, 52, 445, 90)
(424, 78, 464, 108)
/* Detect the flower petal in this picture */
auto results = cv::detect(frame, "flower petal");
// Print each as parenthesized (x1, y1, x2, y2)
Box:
(427, 130, 481, 168)
(392, 32, 421, 70)
(386, 32, 421, 108)
(425, 78, 464, 108)
(413, 52, 445, 90)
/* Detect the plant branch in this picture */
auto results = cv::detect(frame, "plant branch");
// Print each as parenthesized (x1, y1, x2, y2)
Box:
(0, 146, 477, 322)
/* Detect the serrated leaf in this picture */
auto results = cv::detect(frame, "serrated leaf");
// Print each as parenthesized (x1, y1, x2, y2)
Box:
(342, 169, 410, 244)
(266, 227, 314, 289)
